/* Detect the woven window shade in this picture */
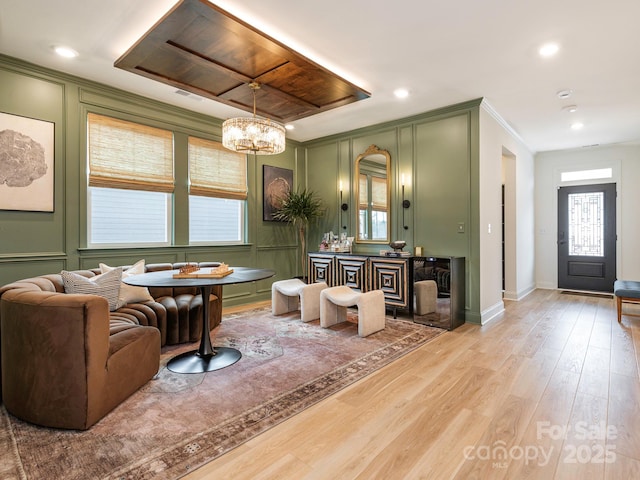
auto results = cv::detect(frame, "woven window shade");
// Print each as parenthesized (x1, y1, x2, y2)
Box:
(88, 113, 174, 192)
(189, 136, 247, 200)
(371, 176, 387, 211)
(359, 174, 368, 209)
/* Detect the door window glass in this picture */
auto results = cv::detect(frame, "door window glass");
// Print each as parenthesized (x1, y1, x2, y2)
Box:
(568, 192, 604, 256)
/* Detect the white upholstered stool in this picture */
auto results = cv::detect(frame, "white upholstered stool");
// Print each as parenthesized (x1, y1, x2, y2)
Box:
(415, 280, 437, 315)
(320, 286, 385, 337)
(271, 279, 327, 322)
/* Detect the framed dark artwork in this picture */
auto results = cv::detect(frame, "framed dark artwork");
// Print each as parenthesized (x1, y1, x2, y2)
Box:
(263, 165, 293, 221)
(0, 111, 54, 212)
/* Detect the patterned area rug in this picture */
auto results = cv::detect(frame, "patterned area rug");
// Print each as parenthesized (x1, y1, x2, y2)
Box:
(0, 306, 444, 480)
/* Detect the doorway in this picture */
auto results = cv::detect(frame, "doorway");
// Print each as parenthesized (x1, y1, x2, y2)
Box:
(557, 183, 616, 292)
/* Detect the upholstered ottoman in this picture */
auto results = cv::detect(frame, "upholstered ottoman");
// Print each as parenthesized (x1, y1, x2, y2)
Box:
(271, 279, 327, 322)
(320, 286, 385, 337)
(614, 279, 640, 322)
(415, 280, 437, 315)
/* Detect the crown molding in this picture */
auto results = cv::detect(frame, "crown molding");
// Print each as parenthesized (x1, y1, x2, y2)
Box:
(480, 99, 533, 153)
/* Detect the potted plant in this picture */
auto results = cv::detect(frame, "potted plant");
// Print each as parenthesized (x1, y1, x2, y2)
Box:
(272, 189, 324, 279)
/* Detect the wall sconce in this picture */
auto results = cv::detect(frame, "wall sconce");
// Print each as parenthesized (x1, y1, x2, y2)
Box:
(401, 174, 410, 230)
(339, 181, 348, 230)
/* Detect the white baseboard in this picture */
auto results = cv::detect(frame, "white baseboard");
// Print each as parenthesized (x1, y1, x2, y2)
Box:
(480, 300, 505, 325)
(504, 283, 536, 301)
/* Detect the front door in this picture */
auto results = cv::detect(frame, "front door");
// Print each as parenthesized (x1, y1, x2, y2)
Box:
(557, 183, 616, 292)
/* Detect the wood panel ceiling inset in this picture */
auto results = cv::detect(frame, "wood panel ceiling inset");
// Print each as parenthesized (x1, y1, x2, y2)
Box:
(115, 0, 370, 123)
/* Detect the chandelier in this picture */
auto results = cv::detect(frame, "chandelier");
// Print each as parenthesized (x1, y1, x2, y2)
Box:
(222, 82, 286, 155)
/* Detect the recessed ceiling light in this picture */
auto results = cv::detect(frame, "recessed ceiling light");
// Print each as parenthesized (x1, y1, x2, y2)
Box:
(53, 45, 78, 58)
(394, 88, 409, 99)
(285, 124, 294, 131)
(557, 89, 573, 99)
(571, 122, 584, 130)
(562, 105, 578, 113)
(539, 42, 559, 57)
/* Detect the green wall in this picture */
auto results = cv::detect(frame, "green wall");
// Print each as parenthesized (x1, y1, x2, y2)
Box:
(0, 55, 483, 320)
(304, 102, 482, 322)
(0, 55, 301, 306)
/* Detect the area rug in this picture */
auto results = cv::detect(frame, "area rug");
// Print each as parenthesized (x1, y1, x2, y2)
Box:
(0, 306, 444, 480)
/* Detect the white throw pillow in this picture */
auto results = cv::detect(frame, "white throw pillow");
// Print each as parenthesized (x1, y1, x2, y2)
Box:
(100, 259, 154, 308)
(61, 268, 123, 311)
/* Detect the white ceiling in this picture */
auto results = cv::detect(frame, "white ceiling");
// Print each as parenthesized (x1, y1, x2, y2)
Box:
(1, 0, 639, 153)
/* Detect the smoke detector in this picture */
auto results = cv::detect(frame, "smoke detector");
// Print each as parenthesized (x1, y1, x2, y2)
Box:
(557, 89, 573, 99)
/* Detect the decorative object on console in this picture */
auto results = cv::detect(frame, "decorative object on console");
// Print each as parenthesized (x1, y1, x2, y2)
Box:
(222, 82, 286, 155)
(386, 240, 409, 256)
(389, 240, 406, 251)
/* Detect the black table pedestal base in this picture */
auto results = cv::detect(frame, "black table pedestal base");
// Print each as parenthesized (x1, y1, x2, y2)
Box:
(166, 347, 242, 374)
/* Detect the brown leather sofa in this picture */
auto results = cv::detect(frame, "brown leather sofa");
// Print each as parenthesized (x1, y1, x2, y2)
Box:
(0, 261, 223, 430)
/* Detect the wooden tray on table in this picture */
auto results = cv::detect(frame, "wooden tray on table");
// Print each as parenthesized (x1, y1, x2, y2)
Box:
(172, 267, 234, 279)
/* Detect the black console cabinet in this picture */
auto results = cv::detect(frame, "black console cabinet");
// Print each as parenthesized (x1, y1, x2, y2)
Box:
(308, 253, 465, 330)
(309, 253, 411, 315)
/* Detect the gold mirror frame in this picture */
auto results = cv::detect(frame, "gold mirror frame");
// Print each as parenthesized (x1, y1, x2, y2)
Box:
(355, 145, 391, 243)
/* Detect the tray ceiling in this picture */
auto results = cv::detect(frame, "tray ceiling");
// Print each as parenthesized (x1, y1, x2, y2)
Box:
(114, 0, 370, 124)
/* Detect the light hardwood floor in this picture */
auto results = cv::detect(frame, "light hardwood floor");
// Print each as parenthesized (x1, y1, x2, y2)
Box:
(185, 289, 640, 480)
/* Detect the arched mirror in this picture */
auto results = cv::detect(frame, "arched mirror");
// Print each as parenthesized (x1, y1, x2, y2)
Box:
(355, 145, 391, 243)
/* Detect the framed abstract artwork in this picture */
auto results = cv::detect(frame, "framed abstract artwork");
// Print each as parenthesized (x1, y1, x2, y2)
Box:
(0, 111, 54, 212)
(263, 165, 293, 221)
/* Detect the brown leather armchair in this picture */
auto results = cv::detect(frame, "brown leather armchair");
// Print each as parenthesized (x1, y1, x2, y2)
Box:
(0, 288, 160, 430)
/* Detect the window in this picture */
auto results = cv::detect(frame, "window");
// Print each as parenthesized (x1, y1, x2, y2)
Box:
(88, 188, 171, 244)
(188, 136, 247, 243)
(561, 168, 612, 182)
(87, 113, 174, 247)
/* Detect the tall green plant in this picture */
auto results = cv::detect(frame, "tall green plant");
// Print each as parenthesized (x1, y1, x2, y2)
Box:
(272, 189, 324, 277)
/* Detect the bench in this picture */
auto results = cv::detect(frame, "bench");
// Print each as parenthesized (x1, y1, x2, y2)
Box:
(613, 280, 640, 322)
(320, 286, 385, 337)
(271, 279, 327, 322)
